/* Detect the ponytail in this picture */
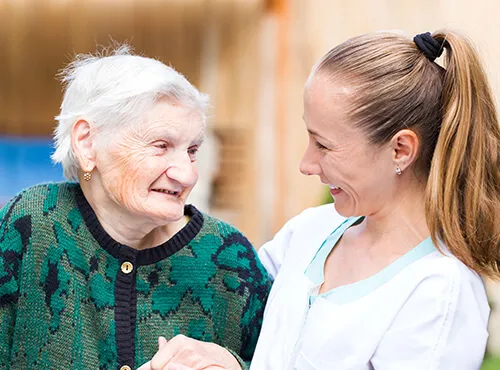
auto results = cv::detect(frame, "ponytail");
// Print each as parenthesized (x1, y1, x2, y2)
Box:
(425, 31, 500, 278)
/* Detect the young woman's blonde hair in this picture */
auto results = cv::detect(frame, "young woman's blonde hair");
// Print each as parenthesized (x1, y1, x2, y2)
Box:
(316, 30, 500, 278)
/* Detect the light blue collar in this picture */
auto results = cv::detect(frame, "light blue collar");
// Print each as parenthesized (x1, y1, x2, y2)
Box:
(305, 217, 436, 305)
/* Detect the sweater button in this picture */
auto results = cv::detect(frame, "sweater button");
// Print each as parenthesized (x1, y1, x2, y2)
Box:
(121, 261, 134, 274)
(120, 366, 131, 370)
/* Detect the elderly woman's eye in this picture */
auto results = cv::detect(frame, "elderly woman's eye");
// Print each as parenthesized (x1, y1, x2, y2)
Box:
(154, 142, 168, 150)
(188, 147, 199, 161)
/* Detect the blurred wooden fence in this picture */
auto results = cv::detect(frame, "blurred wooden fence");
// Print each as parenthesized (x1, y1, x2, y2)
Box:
(0, 0, 263, 136)
(0, 0, 266, 242)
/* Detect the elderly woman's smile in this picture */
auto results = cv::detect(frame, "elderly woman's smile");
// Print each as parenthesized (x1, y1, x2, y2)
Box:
(85, 97, 205, 229)
(150, 189, 180, 196)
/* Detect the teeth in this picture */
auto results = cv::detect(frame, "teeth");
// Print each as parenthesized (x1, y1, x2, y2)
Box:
(154, 189, 179, 195)
(330, 185, 341, 190)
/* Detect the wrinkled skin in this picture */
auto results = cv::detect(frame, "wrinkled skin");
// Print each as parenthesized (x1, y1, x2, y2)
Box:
(76, 97, 205, 248)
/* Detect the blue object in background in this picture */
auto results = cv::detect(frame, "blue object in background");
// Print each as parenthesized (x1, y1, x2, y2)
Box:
(0, 137, 65, 205)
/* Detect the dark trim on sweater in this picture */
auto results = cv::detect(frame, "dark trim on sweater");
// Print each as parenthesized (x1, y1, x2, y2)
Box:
(115, 258, 137, 368)
(74, 185, 204, 265)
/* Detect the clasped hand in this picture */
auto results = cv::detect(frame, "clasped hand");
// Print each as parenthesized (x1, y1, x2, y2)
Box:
(138, 335, 242, 370)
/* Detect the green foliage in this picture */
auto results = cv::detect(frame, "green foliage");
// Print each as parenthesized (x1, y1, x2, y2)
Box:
(321, 186, 334, 205)
(482, 355, 500, 370)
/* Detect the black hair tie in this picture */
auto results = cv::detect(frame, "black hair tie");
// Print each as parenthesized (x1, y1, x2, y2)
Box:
(413, 32, 444, 61)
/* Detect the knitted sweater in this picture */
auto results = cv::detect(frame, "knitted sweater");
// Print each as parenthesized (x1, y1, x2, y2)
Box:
(0, 182, 271, 370)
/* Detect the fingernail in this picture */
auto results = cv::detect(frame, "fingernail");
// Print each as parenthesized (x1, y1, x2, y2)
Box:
(158, 336, 167, 348)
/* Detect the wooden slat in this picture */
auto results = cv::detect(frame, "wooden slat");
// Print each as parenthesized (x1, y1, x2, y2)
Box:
(0, 0, 215, 136)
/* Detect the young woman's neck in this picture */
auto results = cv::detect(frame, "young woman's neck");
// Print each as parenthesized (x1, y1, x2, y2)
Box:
(353, 175, 429, 253)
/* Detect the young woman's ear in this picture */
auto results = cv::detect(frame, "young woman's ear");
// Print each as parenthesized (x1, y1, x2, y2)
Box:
(391, 129, 420, 172)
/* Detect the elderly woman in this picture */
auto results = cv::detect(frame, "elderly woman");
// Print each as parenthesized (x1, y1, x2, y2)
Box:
(147, 30, 500, 370)
(0, 47, 271, 370)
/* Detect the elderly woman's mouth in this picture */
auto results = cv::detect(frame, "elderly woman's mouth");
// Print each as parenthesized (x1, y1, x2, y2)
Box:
(151, 188, 181, 197)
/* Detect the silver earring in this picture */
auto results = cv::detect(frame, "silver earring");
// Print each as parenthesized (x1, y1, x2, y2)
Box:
(396, 166, 402, 176)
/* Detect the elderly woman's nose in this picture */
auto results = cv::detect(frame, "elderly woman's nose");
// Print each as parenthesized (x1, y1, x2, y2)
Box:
(165, 160, 197, 186)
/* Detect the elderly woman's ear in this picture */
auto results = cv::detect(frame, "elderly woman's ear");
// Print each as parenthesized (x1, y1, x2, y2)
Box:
(71, 118, 97, 174)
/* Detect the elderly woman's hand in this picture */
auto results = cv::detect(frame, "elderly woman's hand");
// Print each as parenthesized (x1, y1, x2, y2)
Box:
(138, 335, 242, 370)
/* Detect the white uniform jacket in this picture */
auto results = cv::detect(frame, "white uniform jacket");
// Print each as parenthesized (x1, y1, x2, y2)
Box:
(251, 204, 490, 370)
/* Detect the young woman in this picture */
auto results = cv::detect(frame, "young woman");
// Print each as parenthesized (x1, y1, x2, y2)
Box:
(143, 30, 500, 370)
(252, 30, 500, 369)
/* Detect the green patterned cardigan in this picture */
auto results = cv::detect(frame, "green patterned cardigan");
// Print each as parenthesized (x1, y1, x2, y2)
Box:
(0, 183, 272, 369)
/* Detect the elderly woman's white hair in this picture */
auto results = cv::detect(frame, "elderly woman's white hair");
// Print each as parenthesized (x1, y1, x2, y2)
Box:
(51, 45, 210, 180)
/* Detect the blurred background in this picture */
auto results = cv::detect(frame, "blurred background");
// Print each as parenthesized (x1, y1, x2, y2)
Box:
(1, 0, 499, 366)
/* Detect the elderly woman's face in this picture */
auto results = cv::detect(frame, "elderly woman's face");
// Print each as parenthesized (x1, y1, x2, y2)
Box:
(95, 98, 204, 224)
(300, 75, 395, 217)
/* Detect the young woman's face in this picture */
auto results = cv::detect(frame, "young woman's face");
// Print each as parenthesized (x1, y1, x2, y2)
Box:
(300, 74, 396, 217)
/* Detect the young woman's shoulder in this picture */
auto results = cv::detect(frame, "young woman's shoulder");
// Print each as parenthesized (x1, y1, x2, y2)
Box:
(393, 247, 490, 332)
(258, 204, 345, 279)
(371, 249, 490, 369)
(412, 247, 487, 294)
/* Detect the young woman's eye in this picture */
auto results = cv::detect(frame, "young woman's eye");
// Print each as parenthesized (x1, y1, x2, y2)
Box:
(315, 141, 329, 151)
